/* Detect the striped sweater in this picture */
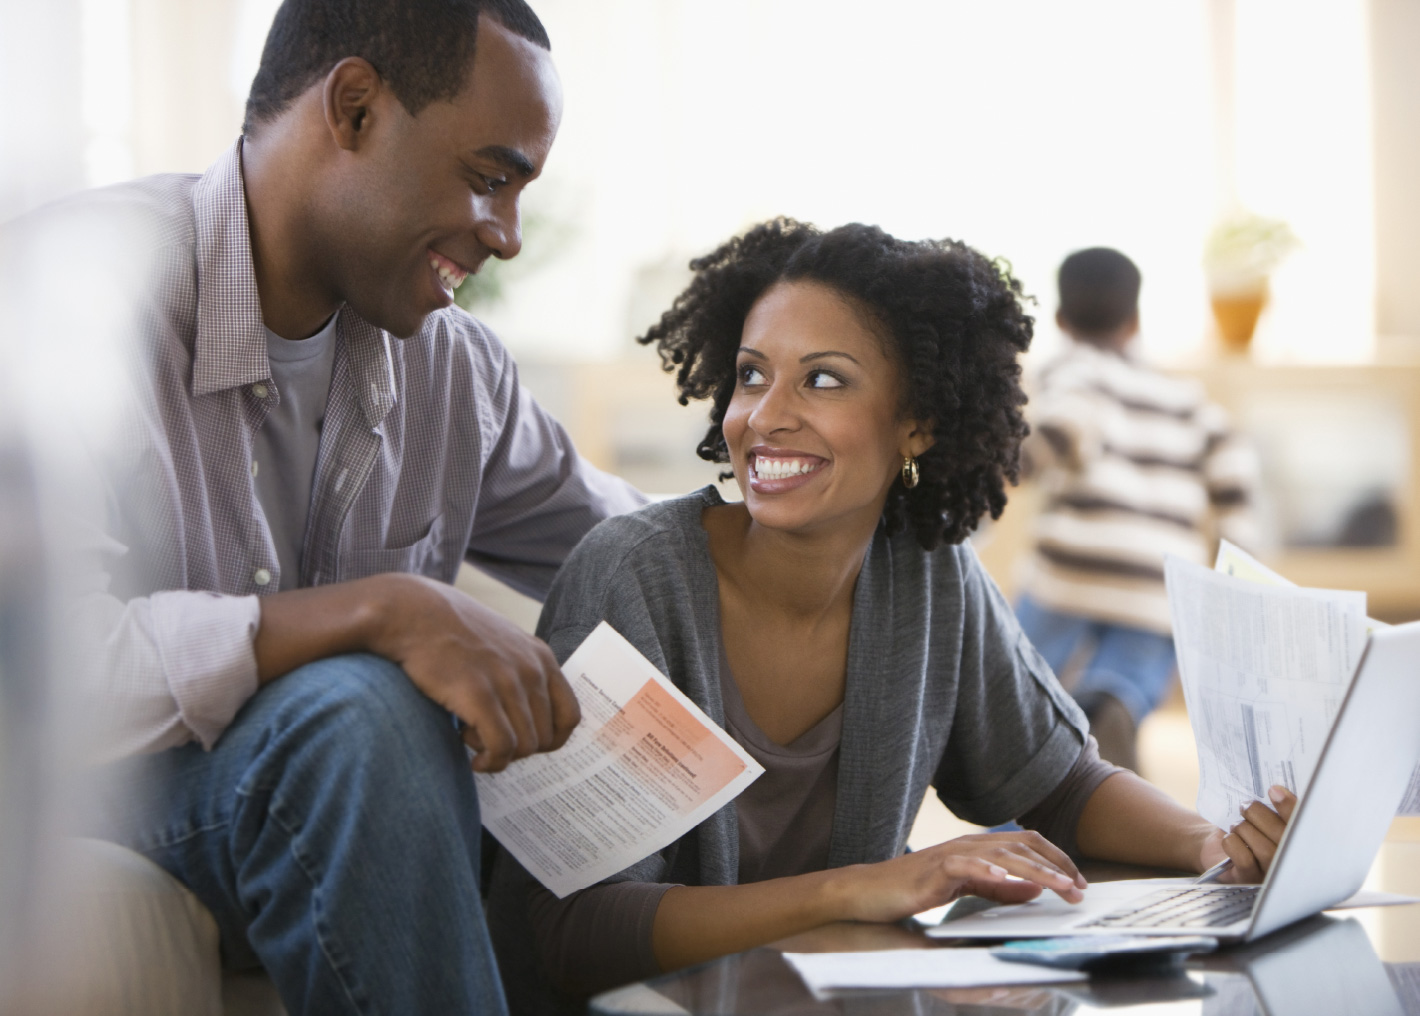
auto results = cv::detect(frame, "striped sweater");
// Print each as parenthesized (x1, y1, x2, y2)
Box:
(1018, 342, 1258, 634)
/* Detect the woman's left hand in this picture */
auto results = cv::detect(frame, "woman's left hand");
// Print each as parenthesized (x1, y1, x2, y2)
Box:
(1199, 785, 1298, 882)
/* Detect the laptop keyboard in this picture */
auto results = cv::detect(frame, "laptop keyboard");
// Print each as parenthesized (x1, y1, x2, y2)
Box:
(1080, 886, 1259, 929)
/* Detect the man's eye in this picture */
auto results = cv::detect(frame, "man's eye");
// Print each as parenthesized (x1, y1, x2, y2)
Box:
(739, 365, 766, 386)
(473, 173, 507, 195)
(807, 370, 845, 389)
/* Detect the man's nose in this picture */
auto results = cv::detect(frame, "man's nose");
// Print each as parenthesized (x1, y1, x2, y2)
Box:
(476, 198, 522, 261)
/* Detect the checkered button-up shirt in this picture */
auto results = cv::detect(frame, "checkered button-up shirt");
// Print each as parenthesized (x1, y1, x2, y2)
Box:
(71, 142, 643, 761)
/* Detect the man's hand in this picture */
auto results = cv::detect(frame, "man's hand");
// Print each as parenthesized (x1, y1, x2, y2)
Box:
(254, 573, 580, 772)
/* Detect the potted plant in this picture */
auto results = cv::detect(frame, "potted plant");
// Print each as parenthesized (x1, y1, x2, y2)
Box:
(1203, 213, 1300, 354)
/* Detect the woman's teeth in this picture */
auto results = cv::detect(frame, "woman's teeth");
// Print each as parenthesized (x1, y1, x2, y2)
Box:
(429, 254, 468, 293)
(752, 456, 821, 480)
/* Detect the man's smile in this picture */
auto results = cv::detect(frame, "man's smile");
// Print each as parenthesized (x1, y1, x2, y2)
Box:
(428, 248, 473, 295)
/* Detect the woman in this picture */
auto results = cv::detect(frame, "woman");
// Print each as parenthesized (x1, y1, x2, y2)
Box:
(487, 219, 1293, 1010)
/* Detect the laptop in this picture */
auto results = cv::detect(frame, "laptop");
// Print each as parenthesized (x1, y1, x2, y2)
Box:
(927, 620, 1420, 943)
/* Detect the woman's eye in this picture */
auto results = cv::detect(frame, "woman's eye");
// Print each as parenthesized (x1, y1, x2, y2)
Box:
(806, 370, 845, 389)
(739, 365, 767, 386)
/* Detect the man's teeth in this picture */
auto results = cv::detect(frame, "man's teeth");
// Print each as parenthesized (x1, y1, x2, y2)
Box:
(753, 457, 821, 480)
(429, 255, 468, 291)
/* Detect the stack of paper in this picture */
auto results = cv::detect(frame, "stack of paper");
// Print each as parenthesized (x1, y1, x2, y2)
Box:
(781, 949, 1085, 992)
(1166, 541, 1420, 828)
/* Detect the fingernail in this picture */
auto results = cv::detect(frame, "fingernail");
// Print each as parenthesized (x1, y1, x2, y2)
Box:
(1269, 785, 1286, 803)
(988, 864, 1008, 877)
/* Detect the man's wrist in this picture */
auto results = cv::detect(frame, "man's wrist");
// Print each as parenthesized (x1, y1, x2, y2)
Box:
(355, 572, 422, 661)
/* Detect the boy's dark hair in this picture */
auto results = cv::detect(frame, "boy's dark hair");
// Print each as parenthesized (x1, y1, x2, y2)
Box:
(243, 0, 550, 133)
(640, 218, 1034, 551)
(1057, 247, 1141, 338)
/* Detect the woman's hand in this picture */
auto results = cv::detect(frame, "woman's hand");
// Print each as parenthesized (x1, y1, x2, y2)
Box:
(827, 830, 1087, 925)
(1199, 785, 1298, 882)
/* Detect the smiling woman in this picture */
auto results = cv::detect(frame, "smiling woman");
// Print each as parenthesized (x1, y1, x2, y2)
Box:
(486, 219, 1294, 1013)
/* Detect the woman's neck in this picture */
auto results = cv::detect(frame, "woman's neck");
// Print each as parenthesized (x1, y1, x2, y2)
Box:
(703, 502, 878, 622)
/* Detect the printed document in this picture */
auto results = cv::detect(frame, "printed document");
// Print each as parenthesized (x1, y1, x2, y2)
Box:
(782, 949, 1085, 992)
(1211, 541, 1420, 816)
(475, 622, 764, 898)
(1167, 547, 1418, 826)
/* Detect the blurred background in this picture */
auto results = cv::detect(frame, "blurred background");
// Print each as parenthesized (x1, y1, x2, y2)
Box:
(2, 0, 1419, 999)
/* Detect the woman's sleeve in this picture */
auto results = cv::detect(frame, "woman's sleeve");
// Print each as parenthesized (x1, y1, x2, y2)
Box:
(1017, 737, 1125, 857)
(933, 543, 1095, 829)
(522, 878, 676, 996)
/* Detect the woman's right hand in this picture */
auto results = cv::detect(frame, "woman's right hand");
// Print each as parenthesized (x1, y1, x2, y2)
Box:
(825, 831, 1087, 925)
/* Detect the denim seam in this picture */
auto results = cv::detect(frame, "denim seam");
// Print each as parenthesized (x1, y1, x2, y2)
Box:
(244, 788, 371, 1016)
(145, 819, 232, 853)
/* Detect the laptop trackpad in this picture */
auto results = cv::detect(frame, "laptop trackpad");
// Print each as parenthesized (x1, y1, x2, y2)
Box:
(924, 879, 1191, 939)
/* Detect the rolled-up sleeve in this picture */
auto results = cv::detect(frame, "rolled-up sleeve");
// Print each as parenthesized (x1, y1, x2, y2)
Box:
(81, 588, 260, 763)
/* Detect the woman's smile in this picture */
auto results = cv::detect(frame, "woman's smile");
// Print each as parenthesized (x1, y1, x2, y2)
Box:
(748, 447, 829, 492)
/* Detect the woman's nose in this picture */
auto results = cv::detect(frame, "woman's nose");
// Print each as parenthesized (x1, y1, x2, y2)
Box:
(747, 379, 799, 435)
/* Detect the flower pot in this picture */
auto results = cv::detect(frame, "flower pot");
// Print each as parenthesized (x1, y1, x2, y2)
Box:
(1209, 282, 1268, 354)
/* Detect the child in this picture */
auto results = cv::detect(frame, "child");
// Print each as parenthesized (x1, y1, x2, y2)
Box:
(1016, 248, 1258, 770)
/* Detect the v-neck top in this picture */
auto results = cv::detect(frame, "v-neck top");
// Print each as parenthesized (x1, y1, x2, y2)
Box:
(488, 486, 1119, 1009)
(718, 638, 844, 884)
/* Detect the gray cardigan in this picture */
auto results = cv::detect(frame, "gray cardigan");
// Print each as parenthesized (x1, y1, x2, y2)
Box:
(488, 487, 1099, 1010)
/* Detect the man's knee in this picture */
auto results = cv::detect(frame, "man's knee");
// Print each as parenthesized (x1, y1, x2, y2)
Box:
(235, 653, 471, 808)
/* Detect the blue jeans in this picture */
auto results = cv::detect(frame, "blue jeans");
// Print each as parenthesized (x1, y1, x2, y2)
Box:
(1014, 594, 1177, 724)
(88, 653, 507, 1016)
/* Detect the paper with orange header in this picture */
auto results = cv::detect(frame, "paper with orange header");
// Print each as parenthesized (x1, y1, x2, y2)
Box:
(475, 622, 764, 898)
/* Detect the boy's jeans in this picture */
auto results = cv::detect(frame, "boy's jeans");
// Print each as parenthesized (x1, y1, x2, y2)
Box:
(87, 653, 507, 1016)
(1014, 594, 1177, 724)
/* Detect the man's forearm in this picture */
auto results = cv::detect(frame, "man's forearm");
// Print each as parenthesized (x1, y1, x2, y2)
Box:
(253, 574, 399, 684)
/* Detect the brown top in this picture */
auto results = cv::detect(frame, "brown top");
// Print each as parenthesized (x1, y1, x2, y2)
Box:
(718, 640, 845, 884)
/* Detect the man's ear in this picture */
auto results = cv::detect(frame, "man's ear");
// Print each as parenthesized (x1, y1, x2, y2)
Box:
(322, 58, 383, 152)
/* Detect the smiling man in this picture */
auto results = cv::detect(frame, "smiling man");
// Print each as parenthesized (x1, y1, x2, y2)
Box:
(37, 1, 643, 1013)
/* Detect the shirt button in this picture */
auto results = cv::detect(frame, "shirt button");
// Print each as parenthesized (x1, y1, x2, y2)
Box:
(253, 568, 272, 587)
(250, 460, 259, 478)
(252, 383, 269, 399)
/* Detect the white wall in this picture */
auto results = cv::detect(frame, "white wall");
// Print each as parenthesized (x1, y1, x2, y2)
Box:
(1371, 0, 1420, 340)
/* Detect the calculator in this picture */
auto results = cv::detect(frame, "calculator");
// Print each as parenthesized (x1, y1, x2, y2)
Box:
(990, 934, 1218, 970)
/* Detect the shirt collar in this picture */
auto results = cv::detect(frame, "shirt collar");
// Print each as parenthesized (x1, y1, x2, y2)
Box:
(190, 139, 396, 427)
(191, 139, 269, 397)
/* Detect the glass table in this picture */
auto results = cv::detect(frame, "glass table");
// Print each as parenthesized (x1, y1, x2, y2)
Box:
(591, 840, 1420, 1015)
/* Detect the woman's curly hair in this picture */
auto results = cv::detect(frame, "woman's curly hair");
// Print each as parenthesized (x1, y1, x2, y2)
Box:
(638, 218, 1034, 550)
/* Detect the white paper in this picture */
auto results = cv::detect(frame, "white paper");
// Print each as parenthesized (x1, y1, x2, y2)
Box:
(475, 622, 763, 897)
(1330, 889, 1420, 910)
(1166, 555, 1368, 828)
(1212, 541, 1420, 816)
(782, 949, 1086, 992)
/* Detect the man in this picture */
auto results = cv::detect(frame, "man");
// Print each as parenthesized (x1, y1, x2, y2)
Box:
(34, 1, 642, 1011)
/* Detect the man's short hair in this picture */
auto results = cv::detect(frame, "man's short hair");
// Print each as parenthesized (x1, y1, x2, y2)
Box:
(1057, 247, 1141, 337)
(244, 0, 550, 133)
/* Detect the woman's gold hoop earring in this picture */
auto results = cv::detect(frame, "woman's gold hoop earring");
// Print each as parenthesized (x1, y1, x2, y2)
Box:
(901, 456, 920, 490)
